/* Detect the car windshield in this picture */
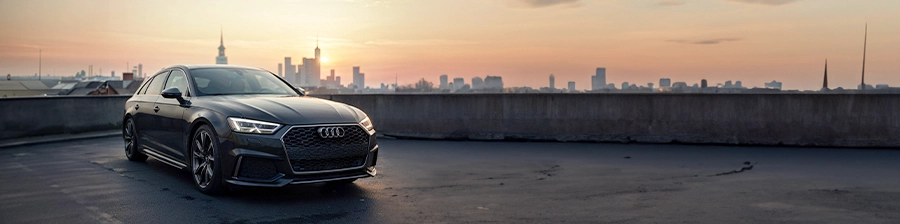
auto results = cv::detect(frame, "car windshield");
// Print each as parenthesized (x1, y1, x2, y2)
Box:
(190, 68, 299, 96)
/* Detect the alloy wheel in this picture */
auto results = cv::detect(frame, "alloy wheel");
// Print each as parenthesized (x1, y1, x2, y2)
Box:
(124, 121, 136, 157)
(192, 130, 216, 188)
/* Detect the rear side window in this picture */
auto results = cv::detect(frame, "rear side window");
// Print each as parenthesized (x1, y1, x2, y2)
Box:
(134, 79, 151, 95)
(144, 72, 170, 95)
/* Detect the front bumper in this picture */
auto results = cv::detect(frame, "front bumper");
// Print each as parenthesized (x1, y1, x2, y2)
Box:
(218, 127, 378, 187)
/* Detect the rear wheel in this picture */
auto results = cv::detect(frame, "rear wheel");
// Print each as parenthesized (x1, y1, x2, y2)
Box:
(123, 119, 147, 162)
(191, 125, 227, 194)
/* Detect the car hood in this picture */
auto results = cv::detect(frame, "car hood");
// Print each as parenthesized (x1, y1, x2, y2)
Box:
(199, 95, 366, 125)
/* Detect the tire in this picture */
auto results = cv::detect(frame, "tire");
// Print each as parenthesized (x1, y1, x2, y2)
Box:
(190, 125, 228, 194)
(124, 119, 148, 162)
(326, 178, 358, 185)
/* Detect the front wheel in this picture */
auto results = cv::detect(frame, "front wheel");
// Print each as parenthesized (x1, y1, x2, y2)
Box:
(191, 125, 227, 194)
(123, 119, 147, 162)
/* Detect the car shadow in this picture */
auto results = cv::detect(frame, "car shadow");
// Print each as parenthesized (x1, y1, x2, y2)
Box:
(140, 157, 374, 204)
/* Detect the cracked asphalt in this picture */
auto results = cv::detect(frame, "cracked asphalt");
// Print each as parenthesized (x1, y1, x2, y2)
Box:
(2, 137, 900, 223)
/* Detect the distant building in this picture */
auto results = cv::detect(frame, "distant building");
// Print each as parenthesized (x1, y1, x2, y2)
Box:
(277, 63, 283, 77)
(568, 81, 575, 93)
(323, 69, 340, 89)
(472, 77, 484, 90)
(592, 68, 606, 90)
(764, 80, 782, 90)
(284, 57, 295, 84)
(453, 78, 465, 91)
(439, 75, 449, 90)
(137, 64, 143, 79)
(549, 74, 555, 90)
(672, 82, 688, 89)
(735, 81, 743, 88)
(659, 78, 671, 88)
(701, 79, 708, 88)
(484, 76, 503, 90)
(621, 82, 629, 90)
(724, 80, 733, 88)
(216, 30, 228, 65)
(352, 66, 365, 90)
(282, 42, 321, 87)
(876, 84, 890, 89)
(647, 83, 654, 89)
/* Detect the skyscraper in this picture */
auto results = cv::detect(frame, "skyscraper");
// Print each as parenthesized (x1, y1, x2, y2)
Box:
(137, 64, 142, 79)
(592, 68, 606, 90)
(568, 81, 575, 92)
(549, 74, 555, 89)
(284, 57, 295, 84)
(216, 30, 228, 65)
(701, 79, 708, 88)
(439, 75, 448, 90)
(277, 63, 283, 77)
(352, 66, 364, 90)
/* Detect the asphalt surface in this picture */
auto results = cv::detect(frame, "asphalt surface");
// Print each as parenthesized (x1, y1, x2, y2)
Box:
(1, 137, 899, 224)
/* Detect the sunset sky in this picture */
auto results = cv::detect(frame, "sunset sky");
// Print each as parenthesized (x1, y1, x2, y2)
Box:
(1, 0, 898, 90)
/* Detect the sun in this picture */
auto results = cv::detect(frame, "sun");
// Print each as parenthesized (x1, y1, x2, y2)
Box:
(321, 57, 329, 63)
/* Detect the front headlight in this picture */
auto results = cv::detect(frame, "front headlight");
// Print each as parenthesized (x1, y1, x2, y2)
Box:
(227, 117, 281, 134)
(359, 116, 375, 135)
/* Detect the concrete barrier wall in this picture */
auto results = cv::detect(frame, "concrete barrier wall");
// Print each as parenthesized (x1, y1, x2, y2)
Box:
(2, 94, 898, 147)
(1, 96, 130, 140)
(320, 94, 900, 148)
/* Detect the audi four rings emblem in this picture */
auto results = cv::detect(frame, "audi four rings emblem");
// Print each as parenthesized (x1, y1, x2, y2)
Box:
(317, 127, 345, 138)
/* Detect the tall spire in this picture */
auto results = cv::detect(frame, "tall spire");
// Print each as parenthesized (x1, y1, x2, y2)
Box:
(823, 59, 828, 89)
(861, 22, 868, 90)
(216, 28, 228, 64)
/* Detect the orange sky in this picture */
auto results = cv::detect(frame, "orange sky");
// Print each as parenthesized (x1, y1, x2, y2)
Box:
(1, 0, 898, 90)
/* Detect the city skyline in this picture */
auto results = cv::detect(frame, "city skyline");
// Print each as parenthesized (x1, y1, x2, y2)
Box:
(1, 0, 899, 90)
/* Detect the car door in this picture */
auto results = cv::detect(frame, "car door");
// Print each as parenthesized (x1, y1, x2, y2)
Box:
(154, 69, 191, 160)
(127, 78, 154, 148)
(141, 70, 170, 152)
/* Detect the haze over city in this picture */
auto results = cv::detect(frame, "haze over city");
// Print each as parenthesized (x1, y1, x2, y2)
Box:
(1, 0, 899, 90)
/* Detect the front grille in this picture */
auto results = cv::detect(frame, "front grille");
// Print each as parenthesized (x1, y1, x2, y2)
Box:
(237, 156, 278, 180)
(282, 125, 370, 172)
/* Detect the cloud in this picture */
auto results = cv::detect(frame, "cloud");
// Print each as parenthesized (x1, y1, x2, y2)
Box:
(724, 0, 799, 6)
(668, 38, 741, 45)
(363, 39, 479, 46)
(514, 0, 581, 8)
(657, 0, 686, 6)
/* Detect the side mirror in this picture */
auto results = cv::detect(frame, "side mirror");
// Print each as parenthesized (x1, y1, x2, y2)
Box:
(295, 87, 307, 96)
(161, 87, 189, 105)
(161, 87, 182, 98)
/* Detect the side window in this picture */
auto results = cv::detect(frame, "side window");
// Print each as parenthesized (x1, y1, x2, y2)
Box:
(163, 70, 189, 96)
(144, 72, 170, 95)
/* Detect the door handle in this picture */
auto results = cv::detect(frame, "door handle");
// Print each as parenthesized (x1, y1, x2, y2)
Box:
(135, 104, 140, 110)
(153, 106, 160, 112)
